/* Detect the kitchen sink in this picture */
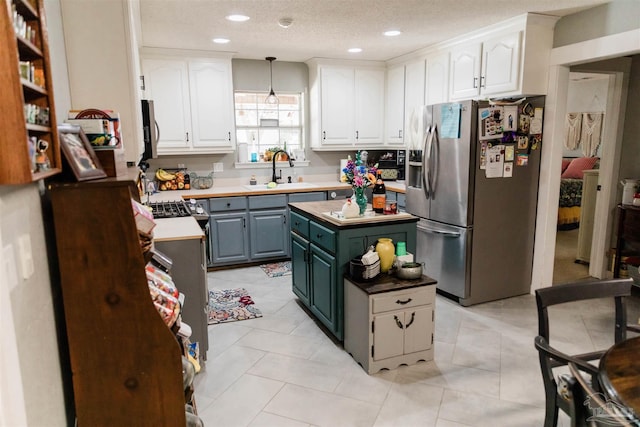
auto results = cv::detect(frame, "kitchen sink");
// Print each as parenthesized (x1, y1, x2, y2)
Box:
(243, 182, 319, 191)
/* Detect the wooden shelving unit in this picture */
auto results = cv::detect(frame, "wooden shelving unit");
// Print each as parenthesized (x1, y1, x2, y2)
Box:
(50, 179, 189, 425)
(1, 0, 61, 184)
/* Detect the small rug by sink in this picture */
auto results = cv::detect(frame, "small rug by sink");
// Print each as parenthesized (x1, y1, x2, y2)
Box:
(260, 261, 292, 278)
(207, 288, 262, 324)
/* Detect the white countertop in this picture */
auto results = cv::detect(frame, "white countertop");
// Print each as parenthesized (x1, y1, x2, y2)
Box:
(153, 217, 204, 242)
(147, 180, 406, 241)
(148, 180, 406, 202)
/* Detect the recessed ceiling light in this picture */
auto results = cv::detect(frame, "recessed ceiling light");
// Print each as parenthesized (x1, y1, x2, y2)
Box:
(384, 30, 401, 37)
(226, 14, 250, 22)
(348, 48, 362, 53)
(213, 38, 230, 44)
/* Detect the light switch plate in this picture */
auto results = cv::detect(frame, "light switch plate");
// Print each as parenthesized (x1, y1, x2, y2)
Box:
(213, 162, 223, 173)
(3, 244, 18, 291)
(17, 234, 34, 279)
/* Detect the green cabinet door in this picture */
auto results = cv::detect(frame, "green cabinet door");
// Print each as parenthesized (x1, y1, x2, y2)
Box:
(291, 232, 310, 305)
(310, 243, 337, 334)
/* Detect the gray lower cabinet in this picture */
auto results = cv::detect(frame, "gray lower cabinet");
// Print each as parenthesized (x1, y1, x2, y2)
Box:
(155, 237, 209, 361)
(249, 194, 289, 259)
(210, 197, 250, 265)
(208, 192, 328, 267)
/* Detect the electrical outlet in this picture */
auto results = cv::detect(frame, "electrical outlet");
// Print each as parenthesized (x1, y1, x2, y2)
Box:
(213, 162, 223, 173)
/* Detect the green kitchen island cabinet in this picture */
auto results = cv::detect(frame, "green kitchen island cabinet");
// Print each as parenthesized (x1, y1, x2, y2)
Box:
(289, 200, 418, 341)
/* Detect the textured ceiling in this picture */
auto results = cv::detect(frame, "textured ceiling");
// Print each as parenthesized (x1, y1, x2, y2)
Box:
(139, 0, 610, 62)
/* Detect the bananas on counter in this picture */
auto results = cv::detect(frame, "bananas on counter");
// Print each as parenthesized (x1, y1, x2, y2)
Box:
(155, 169, 190, 191)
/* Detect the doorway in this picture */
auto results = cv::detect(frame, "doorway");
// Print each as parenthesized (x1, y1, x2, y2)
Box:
(552, 72, 610, 284)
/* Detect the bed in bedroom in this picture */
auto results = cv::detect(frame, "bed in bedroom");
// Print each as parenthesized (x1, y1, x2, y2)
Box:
(558, 157, 599, 230)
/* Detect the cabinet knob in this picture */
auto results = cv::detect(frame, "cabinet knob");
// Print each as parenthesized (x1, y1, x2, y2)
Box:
(124, 377, 139, 389)
(317, 233, 322, 238)
(226, 202, 231, 207)
(105, 292, 121, 305)
(294, 221, 300, 226)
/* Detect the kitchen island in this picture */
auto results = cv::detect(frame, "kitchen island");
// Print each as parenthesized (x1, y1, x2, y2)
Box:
(289, 199, 418, 341)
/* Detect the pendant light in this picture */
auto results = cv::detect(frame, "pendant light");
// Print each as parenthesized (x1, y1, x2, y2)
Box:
(265, 56, 278, 105)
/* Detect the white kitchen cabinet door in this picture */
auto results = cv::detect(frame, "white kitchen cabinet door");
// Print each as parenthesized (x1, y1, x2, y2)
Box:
(188, 60, 235, 149)
(480, 31, 522, 96)
(402, 306, 433, 354)
(373, 312, 405, 360)
(449, 42, 482, 100)
(320, 67, 354, 145)
(354, 68, 385, 145)
(425, 51, 449, 105)
(385, 65, 405, 144)
(404, 59, 426, 149)
(142, 58, 191, 150)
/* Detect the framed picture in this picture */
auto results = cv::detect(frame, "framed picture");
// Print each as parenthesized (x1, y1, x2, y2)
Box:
(58, 124, 107, 181)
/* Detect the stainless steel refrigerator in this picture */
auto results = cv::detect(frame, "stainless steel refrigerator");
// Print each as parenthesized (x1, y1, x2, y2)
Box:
(406, 98, 543, 306)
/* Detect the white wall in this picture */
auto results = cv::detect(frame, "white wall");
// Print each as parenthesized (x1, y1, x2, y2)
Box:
(563, 74, 609, 157)
(0, 0, 72, 424)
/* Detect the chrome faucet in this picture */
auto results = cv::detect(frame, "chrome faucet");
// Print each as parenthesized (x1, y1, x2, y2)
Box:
(271, 150, 294, 183)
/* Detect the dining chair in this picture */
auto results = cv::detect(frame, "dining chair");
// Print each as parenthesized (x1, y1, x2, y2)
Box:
(568, 362, 635, 427)
(534, 278, 634, 427)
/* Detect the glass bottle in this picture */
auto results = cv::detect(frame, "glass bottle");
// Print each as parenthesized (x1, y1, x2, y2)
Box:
(372, 171, 386, 214)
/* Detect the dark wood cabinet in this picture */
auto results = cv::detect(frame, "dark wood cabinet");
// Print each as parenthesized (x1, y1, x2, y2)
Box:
(50, 179, 188, 426)
(613, 204, 640, 279)
(2, 0, 61, 184)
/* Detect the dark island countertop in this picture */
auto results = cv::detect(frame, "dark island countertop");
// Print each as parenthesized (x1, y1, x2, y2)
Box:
(346, 273, 437, 295)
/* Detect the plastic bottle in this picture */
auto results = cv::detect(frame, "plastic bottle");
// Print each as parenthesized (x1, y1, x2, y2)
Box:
(372, 171, 386, 214)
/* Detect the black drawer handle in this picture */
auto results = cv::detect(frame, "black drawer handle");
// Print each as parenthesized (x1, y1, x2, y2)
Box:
(396, 298, 412, 305)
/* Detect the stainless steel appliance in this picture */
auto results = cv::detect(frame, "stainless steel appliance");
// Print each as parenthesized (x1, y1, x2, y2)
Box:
(406, 98, 543, 306)
(139, 100, 158, 169)
(363, 149, 406, 181)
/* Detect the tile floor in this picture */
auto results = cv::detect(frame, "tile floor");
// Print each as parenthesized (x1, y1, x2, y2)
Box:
(194, 266, 637, 427)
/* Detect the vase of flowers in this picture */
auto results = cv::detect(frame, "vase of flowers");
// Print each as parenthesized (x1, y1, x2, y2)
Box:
(341, 151, 377, 216)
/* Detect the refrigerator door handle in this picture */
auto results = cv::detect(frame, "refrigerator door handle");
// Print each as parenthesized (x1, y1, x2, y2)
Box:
(429, 124, 439, 198)
(421, 126, 431, 198)
(417, 223, 461, 237)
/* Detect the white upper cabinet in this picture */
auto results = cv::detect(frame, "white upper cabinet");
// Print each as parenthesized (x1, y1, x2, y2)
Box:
(143, 58, 191, 150)
(354, 69, 385, 145)
(481, 32, 521, 95)
(425, 51, 450, 105)
(446, 14, 557, 100)
(404, 59, 426, 150)
(385, 65, 405, 144)
(142, 54, 235, 155)
(320, 67, 355, 145)
(188, 60, 235, 149)
(308, 60, 386, 149)
(449, 42, 483, 100)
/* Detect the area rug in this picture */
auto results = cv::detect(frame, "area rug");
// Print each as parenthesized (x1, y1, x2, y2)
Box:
(207, 288, 262, 324)
(260, 261, 292, 278)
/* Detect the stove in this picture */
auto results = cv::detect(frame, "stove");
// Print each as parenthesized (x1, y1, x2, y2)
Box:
(149, 200, 191, 218)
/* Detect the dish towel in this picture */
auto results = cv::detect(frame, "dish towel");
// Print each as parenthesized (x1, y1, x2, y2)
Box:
(563, 113, 582, 150)
(581, 112, 603, 157)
